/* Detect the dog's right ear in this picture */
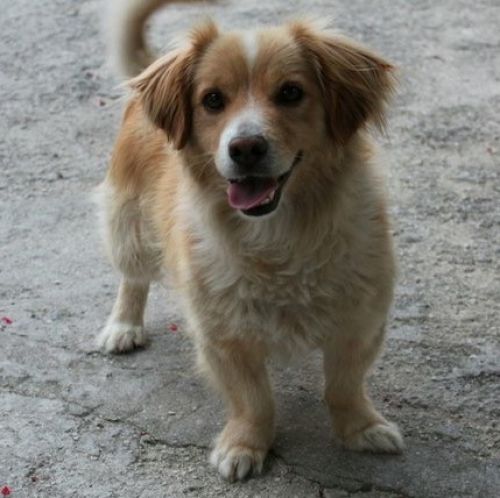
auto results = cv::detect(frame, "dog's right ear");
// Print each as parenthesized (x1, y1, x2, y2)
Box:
(129, 21, 219, 150)
(129, 49, 194, 149)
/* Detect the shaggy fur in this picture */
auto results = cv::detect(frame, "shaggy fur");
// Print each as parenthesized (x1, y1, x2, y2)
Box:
(96, 0, 404, 481)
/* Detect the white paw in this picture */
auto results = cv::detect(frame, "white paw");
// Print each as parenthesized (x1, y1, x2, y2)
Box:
(344, 422, 404, 454)
(96, 320, 147, 353)
(210, 445, 265, 481)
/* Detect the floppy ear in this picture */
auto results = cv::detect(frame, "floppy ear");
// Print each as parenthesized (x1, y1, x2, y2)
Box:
(129, 50, 194, 149)
(129, 21, 219, 150)
(291, 22, 396, 144)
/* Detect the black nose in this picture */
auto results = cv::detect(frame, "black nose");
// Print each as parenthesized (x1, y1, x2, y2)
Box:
(228, 135, 269, 167)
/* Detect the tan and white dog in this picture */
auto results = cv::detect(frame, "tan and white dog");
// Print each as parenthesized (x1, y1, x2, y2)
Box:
(96, 0, 404, 481)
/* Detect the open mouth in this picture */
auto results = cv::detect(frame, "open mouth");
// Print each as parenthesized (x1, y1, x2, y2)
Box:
(226, 151, 303, 217)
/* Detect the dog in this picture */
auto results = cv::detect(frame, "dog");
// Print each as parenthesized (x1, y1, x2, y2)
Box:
(96, 0, 404, 481)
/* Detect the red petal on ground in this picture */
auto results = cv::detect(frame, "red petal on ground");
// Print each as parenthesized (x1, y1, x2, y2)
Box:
(1, 486, 11, 496)
(1, 317, 13, 325)
(168, 323, 178, 333)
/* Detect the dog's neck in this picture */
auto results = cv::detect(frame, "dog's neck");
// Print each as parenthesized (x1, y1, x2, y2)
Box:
(180, 142, 359, 261)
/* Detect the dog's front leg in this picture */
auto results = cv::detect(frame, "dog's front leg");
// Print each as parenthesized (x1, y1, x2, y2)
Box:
(322, 324, 404, 453)
(199, 339, 274, 481)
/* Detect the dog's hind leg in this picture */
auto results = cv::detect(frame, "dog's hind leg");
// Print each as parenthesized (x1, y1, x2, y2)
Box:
(95, 181, 161, 353)
(98, 279, 150, 353)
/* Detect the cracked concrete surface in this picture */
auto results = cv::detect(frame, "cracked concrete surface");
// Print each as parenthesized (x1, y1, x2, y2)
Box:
(1, 0, 499, 496)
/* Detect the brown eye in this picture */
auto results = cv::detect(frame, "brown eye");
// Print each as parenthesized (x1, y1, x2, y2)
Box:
(202, 90, 225, 112)
(276, 83, 304, 105)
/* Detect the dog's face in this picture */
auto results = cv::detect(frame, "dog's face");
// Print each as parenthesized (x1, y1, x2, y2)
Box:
(191, 26, 329, 218)
(131, 21, 395, 218)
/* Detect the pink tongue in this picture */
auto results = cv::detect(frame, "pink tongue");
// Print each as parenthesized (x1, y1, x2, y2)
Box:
(227, 178, 278, 210)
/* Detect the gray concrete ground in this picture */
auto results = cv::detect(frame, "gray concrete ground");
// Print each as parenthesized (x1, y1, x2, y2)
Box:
(1, 0, 499, 496)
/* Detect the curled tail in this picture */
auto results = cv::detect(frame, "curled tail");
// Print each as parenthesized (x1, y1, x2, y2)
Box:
(109, 0, 196, 78)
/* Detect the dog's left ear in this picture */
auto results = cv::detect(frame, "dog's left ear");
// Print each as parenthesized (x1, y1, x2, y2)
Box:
(129, 21, 219, 150)
(291, 22, 397, 144)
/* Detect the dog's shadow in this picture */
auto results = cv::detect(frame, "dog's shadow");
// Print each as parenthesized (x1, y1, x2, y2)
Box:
(100, 325, 488, 496)
(122, 332, 404, 488)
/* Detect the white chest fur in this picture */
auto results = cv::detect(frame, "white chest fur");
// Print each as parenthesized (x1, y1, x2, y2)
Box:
(182, 211, 367, 354)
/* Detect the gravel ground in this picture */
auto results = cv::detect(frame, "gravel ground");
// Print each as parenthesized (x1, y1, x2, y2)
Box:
(1, 0, 499, 497)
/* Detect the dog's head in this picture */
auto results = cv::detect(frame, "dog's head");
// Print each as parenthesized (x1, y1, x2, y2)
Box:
(130, 20, 395, 218)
